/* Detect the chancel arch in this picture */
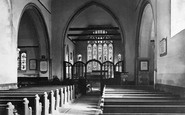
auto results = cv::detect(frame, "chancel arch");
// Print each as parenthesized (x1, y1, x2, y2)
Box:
(62, 1, 126, 93)
(64, 2, 125, 66)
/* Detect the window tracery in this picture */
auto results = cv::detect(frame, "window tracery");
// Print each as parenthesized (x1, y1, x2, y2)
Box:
(87, 30, 113, 72)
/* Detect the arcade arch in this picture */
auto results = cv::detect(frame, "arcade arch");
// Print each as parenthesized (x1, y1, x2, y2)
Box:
(136, 2, 156, 85)
(17, 4, 50, 79)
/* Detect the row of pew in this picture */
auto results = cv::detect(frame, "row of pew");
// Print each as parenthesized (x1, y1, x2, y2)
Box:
(0, 85, 75, 115)
(100, 85, 185, 115)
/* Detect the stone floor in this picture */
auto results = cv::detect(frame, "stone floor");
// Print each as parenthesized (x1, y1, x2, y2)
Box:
(59, 89, 102, 115)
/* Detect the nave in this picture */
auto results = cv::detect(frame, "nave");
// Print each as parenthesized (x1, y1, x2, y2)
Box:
(1, 84, 185, 115)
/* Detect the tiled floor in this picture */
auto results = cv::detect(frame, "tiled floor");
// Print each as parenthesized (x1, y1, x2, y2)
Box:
(59, 91, 102, 115)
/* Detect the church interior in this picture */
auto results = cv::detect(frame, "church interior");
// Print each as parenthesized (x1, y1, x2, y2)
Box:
(1, 0, 185, 114)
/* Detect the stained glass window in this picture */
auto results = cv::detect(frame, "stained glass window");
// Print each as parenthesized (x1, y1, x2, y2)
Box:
(87, 44, 92, 61)
(117, 54, 122, 72)
(87, 44, 92, 72)
(17, 48, 20, 69)
(103, 44, 108, 62)
(98, 44, 102, 62)
(118, 54, 121, 61)
(87, 30, 114, 72)
(93, 44, 97, 70)
(108, 43, 113, 62)
(20, 51, 27, 71)
(77, 54, 82, 61)
(98, 44, 102, 70)
(93, 44, 97, 60)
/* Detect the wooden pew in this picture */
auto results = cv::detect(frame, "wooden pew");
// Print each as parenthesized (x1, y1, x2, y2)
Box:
(0, 102, 17, 115)
(101, 85, 185, 114)
(103, 98, 185, 105)
(103, 104, 185, 113)
(43, 92, 49, 115)
(60, 87, 64, 107)
(0, 85, 75, 115)
(23, 98, 33, 115)
(50, 90, 55, 115)
(68, 86, 71, 103)
(0, 93, 41, 115)
(18, 77, 48, 86)
(60, 86, 71, 106)
(55, 89, 60, 110)
(72, 85, 75, 101)
(64, 87, 68, 105)
(0, 98, 33, 115)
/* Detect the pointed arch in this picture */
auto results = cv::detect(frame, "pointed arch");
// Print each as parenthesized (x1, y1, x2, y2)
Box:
(18, 3, 50, 59)
(63, 1, 126, 63)
(136, 0, 156, 59)
(17, 3, 51, 78)
(135, 0, 156, 85)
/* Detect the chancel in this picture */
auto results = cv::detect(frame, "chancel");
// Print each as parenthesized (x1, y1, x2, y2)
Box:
(0, 0, 185, 115)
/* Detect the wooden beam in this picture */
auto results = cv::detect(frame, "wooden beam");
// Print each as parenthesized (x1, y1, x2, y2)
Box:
(72, 38, 121, 41)
(18, 46, 39, 48)
(69, 27, 119, 31)
(68, 33, 120, 37)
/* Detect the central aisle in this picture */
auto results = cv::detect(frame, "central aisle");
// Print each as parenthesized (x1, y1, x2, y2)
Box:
(59, 91, 101, 115)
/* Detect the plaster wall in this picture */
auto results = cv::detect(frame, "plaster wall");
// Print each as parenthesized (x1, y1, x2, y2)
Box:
(65, 38, 75, 64)
(156, 0, 185, 88)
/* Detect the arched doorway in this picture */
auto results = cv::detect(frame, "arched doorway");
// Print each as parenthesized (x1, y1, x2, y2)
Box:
(17, 4, 50, 85)
(136, 1, 156, 85)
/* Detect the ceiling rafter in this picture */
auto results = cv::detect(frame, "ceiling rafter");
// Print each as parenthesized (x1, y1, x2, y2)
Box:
(68, 27, 119, 31)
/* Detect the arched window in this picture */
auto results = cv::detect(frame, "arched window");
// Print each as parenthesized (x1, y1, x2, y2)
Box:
(117, 54, 122, 72)
(87, 44, 92, 61)
(87, 44, 92, 72)
(98, 44, 102, 62)
(93, 44, 97, 70)
(17, 48, 20, 69)
(103, 43, 108, 62)
(108, 43, 113, 62)
(65, 45, 69, 62)
(20, 51, 27, 71)
(77, 54, 82, 61)
(118, 54, 121, 61)
(93, 44, 97, 60)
